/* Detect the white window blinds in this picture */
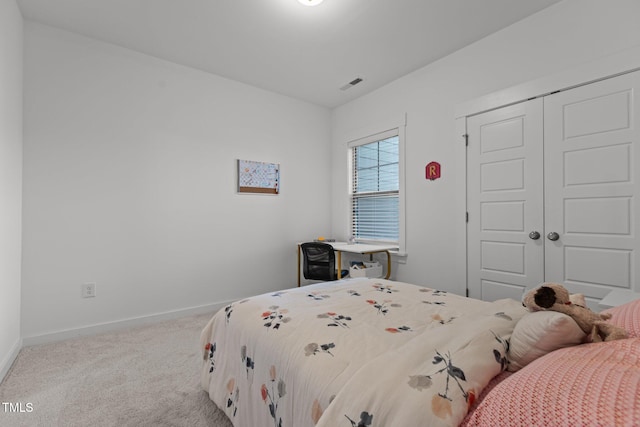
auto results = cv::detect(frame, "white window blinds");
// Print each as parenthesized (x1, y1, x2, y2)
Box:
(349, 130, 399, 243)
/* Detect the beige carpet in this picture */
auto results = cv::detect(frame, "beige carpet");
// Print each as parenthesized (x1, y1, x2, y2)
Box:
(0, 313, 234, 427)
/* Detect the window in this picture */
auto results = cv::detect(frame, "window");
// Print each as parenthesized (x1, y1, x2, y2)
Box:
(349, 129, 400, 245)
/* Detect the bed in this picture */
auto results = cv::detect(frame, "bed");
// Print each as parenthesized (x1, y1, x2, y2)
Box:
(200, 278, 640, 426)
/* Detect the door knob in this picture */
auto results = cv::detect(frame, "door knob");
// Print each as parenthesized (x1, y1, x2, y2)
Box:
(547, 232, 560, 241)
(529, 231, 541, 240)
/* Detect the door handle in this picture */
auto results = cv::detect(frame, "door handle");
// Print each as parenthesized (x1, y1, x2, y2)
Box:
(547, 232, 560, 241)
(529, 231, 541, 240)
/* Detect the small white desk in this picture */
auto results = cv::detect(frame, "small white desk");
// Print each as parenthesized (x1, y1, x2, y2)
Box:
(297, 242, 398, 286)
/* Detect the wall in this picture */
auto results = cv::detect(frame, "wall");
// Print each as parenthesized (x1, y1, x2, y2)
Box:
(22, 22, 332, 340)
(19, 0, 640, 342)
(331, 0, 640, 296)
(0, 0, 23, 380)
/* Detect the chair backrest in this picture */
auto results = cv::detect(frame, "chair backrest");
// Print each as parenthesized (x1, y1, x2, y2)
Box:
(300, 242, 336, 281)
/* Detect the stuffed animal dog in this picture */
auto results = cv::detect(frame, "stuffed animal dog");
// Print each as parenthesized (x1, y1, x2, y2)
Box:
(523, 283, 628, 342)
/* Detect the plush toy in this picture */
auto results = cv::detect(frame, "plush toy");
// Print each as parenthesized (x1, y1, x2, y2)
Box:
(522, 283, 628, 343)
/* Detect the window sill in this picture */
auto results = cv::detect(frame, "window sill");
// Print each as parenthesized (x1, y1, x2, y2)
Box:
(389, 250, 408, 264)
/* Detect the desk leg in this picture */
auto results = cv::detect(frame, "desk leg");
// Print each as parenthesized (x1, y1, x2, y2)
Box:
(336, 251, 342, 279)
(384, 250, 391, 279)
(297, 245, 301, 287)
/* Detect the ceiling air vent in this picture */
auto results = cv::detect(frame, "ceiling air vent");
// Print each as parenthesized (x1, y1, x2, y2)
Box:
(340, 77, 363, 91)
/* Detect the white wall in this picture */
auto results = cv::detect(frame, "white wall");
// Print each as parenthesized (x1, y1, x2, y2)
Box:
(0, 0, 23, 380)
(19, 0, 640, 341)
(22, 23, 332, 339)
(331, 0, 640, 296)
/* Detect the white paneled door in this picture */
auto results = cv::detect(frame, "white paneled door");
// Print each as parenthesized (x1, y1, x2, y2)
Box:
(544, 71, 640, 302)
(467, 70, 640, 305)
(467, 99, 544, 301)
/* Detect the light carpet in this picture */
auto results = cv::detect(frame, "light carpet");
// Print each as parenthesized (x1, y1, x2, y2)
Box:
(0, 313, 234, 427)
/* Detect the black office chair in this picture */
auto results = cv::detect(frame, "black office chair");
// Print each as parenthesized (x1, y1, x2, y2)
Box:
(300, 242, 349, 281)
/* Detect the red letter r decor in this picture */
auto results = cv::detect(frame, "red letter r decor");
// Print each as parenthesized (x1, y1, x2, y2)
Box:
(426, 161, 441, 180)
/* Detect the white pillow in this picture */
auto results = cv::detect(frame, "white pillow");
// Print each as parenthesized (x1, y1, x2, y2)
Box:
(508, 311, 586, 372)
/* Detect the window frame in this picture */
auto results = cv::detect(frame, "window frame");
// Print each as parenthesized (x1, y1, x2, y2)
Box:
(347, 123, 406, 253)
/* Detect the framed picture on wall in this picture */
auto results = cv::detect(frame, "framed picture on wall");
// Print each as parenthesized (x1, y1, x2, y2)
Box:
(237, 159, 280, 194)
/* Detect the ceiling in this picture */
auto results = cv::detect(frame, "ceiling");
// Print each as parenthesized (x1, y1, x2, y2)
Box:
(17, 0, 563, 108)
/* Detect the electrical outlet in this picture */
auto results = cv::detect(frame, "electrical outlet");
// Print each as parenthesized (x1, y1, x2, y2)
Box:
(82, 283, 96, 298)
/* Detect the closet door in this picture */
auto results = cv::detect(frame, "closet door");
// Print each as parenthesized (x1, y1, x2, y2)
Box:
(467, 99, 544, 300)
(544, 71, 640, 301)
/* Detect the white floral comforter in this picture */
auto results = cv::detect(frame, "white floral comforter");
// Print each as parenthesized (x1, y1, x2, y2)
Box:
(200, 278, 526, 427)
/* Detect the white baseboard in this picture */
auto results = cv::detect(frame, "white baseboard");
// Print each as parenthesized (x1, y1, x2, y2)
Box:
(21, 300, 233, 347)
(0, 338, 23, 385)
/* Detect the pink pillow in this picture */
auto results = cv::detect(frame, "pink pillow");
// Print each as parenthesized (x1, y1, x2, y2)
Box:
(462, 338, 640, 426)
(602, 298, 640, 337)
